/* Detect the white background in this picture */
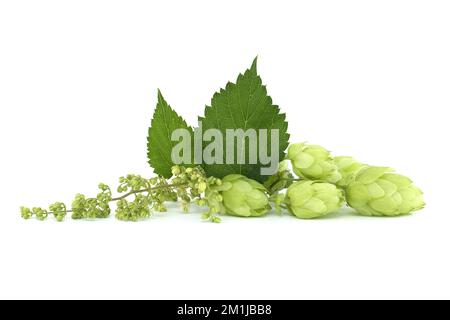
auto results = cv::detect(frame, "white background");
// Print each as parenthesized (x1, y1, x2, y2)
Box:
(0, 0, 449, 300)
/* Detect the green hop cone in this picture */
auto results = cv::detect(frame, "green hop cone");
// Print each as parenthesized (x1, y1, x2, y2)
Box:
(334, 156, 367, 187)
(346, 166, 425, 216)
(220, 174, 271, 217)
(287, 143, 341, 183)
(284, 181, 344, 219)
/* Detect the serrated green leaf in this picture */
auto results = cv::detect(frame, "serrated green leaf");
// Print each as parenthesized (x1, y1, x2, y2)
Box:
(199, 57, 289, 182)
(147, 90, 193, 178)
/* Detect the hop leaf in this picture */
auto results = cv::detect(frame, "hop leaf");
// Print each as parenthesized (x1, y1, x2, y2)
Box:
(148, 90, 194, 178)
(199, 57, 289, 183)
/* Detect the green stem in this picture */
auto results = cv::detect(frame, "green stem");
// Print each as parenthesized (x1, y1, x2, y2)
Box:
(269, 199, 288, 208)
(267, 177, 299, 193)
(110, 183, 186, 202)
(110, 183, 186, 201)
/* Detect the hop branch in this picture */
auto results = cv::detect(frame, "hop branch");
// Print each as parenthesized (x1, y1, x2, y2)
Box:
(21, 166, 222, 223)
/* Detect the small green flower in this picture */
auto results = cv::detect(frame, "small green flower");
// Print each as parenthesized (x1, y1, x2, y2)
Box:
(287, 143, 341, 183)
(49, 202, 67, 222)
(197, 181, 207, 193)
(220, 174, 270, 217)
(71, 193, 87, 219)
(284, 181, 344, 219)
(346, 166, 425, 216)
(32, 207, 48, 221)
(171, 165, 181, 176)
(334, 156, 367, 187)
(20, 207, 32, 219)
(203, 178, 227, 219)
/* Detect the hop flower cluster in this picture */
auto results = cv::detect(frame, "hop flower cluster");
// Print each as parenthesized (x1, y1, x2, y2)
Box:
(115, 174, 168, 221)
(20, 166, 231, 223)
(71, 183, 112, 220)
(20, 207, 49, 221)
(21, 204, 66, 221)
(49, 202, 67, 222)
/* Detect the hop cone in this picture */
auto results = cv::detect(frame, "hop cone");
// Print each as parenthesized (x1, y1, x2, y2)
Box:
(346, 166, 424, 216)
(284, 181, 344, 219)
(334, 156, 367, 187)
(287, 143, 341, 183)
(220, 174, 271, 217)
